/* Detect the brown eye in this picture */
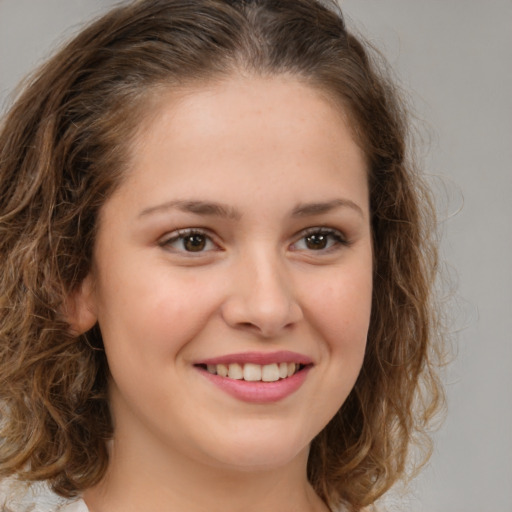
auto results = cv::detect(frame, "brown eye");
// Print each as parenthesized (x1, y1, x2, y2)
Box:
(291, 228, 348, 252)
(161, 230, 216, 253)
(183, 234, 207, 252)
(304, 233, 329, 250)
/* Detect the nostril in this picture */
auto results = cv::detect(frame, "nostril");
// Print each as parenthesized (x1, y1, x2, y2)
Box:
(220, 286, 303, 337)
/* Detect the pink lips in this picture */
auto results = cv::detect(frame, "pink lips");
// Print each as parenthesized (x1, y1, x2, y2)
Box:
(194, 351, 313, 404)
(197, 350, 313, 366)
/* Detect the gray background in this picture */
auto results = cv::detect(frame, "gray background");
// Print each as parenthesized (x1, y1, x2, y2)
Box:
(1, 1, 511, 511)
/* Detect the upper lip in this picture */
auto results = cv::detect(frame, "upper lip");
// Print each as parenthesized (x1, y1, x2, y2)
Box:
(196, 350, 313, 366)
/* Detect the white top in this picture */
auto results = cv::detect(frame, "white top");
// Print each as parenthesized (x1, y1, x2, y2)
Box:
(56, 500, 89, 512)
(0, 478, 88, 512)
(1, 478, 367, 512)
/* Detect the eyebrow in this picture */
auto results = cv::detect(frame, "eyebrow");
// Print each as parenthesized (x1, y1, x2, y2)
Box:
(138, 198, 364, 220)
(291, 199, 365, 218)
(138, 200, 241, 220)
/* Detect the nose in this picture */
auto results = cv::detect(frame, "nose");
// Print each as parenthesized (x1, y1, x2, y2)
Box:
(220, 251, 303, 338)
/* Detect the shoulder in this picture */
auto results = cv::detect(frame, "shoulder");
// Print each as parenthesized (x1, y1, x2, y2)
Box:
(0, 478, 87, 512)
(55, 501, 88, 512)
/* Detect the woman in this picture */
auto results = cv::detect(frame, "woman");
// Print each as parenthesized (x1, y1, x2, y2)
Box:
(0, 1, 444, 511)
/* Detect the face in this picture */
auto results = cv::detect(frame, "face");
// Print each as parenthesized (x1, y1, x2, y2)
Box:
(76, 76, 373, 472)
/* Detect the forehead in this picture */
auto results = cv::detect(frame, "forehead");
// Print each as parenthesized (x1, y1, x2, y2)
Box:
(130, 75, 365, 168)
(106, 75, 369, 220)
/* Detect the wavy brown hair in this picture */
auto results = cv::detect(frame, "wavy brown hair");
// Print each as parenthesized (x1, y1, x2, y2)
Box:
(0, 0, 444, 510)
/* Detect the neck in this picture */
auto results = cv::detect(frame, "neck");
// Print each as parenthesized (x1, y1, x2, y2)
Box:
(83, 430, 329, 512)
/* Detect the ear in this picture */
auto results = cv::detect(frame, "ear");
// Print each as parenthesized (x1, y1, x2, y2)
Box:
(65, 274, 98, 335)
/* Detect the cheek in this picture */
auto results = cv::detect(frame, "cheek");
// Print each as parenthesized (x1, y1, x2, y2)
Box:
(304, 265, 373, 351)
(95, 265, 225, 369)
(298, 266, 372, 437)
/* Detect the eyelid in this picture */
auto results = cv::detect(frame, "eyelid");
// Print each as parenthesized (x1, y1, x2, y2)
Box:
(299, 226, 348, 240)
(290, 226, 350, 252)
(158, 227, 220, 252)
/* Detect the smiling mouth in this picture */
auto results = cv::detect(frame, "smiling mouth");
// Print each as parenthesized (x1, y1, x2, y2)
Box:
(195, 362, 307, 382)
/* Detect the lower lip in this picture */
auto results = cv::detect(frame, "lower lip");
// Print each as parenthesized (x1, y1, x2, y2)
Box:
(197, 366, 311, 403)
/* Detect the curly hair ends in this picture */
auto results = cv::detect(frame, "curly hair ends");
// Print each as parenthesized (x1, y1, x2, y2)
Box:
(0, 0, 445, 509)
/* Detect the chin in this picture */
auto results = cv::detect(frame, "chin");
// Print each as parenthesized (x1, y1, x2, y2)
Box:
(194, 424, 312, 472)
(210, 447, 308, 473)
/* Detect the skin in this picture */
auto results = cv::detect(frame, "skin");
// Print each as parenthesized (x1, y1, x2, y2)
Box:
(72, 75, 373, 512)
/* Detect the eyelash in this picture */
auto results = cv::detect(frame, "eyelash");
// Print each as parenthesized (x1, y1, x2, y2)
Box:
(159, 227, 349, 254)
(159, 229, 218, 253)
(292, 227, 349, 252)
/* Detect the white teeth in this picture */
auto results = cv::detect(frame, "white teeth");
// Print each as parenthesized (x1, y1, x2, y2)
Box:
(204, 362, 302, 381)
(262, 363, 280, 382)
(217, 363, 228, 377)
(228, 363, 243, 379)
(243, 363, 262, 381)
